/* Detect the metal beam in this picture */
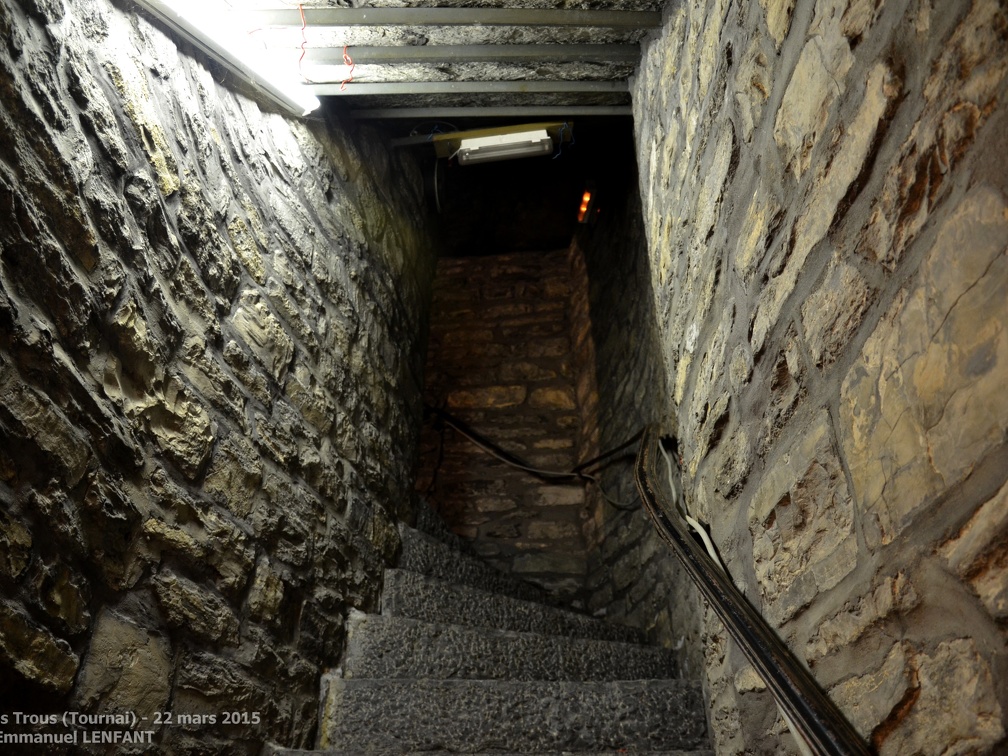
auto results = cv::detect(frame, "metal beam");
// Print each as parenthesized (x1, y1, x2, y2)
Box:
(350, 106, 633, 119)
(303, 44, 641, 65)
(240, 8, 662, 28)
(310, 80, 628, 95)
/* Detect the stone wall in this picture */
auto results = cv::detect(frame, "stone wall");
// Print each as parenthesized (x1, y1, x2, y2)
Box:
(568, 175, 705, 677)
(415, 250, 589, 599)
(633, 0, 1008, 752)
(0, 0, 435, 751)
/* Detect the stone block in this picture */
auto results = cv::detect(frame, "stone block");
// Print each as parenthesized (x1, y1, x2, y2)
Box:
(28, 558, 90, 635)
(830, 641, 914, 739)
(940, 479, 1008, 620)
(839, 186, 1008, 547)
(0, 366, 90, 486)
(103, 54, 179, 196)
(858, 0, 1008, 268)
(528, 386, 577, 410)
(880, 639, 1004, 755)
(73, 608, 172, 718)
(204, 433, 264, 520)
(0, 598, 78, 692)
(247, 556, 284, 621)
(232, 289, 295, 384)
(0, 509, 31, 580)
(760, 0, 795, 48)
(227, 214, 267, 285)
(749, 412, 856, 625)
(223, 338, 271, 405)
(755, 62, 896, 351)
(147, 377, 215, 479)
(446, 385, 527, 409)
(152, 570, 239, 645)
(801, 255, 875, 369)
(807, 573, 918, 665)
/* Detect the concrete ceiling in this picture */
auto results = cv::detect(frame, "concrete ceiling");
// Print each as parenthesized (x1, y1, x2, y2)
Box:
(235, 1, 662, 120)
(138, 0, 654, 253)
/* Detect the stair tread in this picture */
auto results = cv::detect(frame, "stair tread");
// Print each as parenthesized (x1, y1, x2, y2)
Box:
(274, 750, 713, 755)
(382, 569, 642, 643)
(319, 677, 708, 753)
(398, 524, 551, 604)
(343, 609, 681, 681)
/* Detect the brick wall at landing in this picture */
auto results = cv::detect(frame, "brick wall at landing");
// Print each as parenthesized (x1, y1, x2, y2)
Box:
(415, 250, 590, 599)
(633, 0, 1008, 752)
(0, 0, 436, 751)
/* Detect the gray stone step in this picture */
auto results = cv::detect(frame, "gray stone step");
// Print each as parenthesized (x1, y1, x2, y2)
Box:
(342, 609, 681, 681)
(382, 569, 642, 643)
(318, 676, 708, 753)
(413, 497, 468, 546)
(271, 749, 713, 755)
(398, 523, 550, 604)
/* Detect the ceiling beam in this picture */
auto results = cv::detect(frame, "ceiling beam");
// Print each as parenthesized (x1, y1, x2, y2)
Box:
(240, 8, 662, 29)
(349, 106, 633, 119)
(310, 80, 629, 95)
(303, 44, 641, 65)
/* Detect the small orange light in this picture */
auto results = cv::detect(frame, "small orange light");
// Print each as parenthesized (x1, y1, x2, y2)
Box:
(577, 190, 592, 222)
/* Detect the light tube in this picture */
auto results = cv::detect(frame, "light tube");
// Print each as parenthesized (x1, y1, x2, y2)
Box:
(457, 129, 553, 165)
(133, 0, 320, 117)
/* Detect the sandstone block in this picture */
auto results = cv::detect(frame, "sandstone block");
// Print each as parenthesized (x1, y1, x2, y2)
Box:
(0, 509, 32, 580)
(801, 255, 875, 368)
(830, 641, 914, 739)
(447, 385, 527, 409)
(880, 639, 1004, 755)
(529, 386, 577, 411)
(204, 433, 263, 519)
(152, 570, 239, 645)
(0, 366, 90, 486)
(74, 608, 172, 718)
(29, 558, 91, 635)
(858, 0, 1007, 268)
(755, 62, 895, 351)
(247, 556, 284, 621)
(0, 598, 78, 692)
(232, 289, 295, 383)
(940, 480, 1008, 620)
(750, 412, 856, 625)
(145, 376, 214, 480)
(840, 186, 1008, 547)
(227, 214, 267, 285)
(103, 55, 179, 196)
(760, 0, 795, 48)
(805, 572, 919, 662)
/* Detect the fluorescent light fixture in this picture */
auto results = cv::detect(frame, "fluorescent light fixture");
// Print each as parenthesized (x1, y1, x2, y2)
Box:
(457, 129, 553, 165)
(133, 0, 320, 117)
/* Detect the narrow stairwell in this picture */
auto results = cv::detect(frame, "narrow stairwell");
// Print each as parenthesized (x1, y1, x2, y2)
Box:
(277, 506, 711, 755)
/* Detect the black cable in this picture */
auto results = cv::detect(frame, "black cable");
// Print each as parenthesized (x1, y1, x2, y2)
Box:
(423, 403, 642, 511)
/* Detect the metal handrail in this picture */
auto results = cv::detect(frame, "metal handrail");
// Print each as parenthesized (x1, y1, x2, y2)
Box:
(634, 425, 871, 755)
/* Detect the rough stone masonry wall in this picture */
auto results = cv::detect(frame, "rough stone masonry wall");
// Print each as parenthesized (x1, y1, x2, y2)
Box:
(568, 179, 705, 678)
(0, 0, 435, 751)
(415, 250, 589, 599)
(633, 0, 1008, 753)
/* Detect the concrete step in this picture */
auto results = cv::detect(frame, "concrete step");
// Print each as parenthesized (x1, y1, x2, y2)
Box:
(398, 524, 550, 604)
(270, 749, 713, 755)
(318, 676, 708, 753)
(382, 569, 642, 643)
(341, 609, 681, 681)
(413, 497, 469, 547)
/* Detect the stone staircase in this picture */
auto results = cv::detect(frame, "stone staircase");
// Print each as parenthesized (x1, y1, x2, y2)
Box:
(273, 507, 711, 755)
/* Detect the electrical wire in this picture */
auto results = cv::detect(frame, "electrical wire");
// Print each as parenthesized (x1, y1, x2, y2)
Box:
(340, 45, 355, 91)
(552, 121, 572, 160)
(658, 441, 724, 571)
(297, 4, 313, 83)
